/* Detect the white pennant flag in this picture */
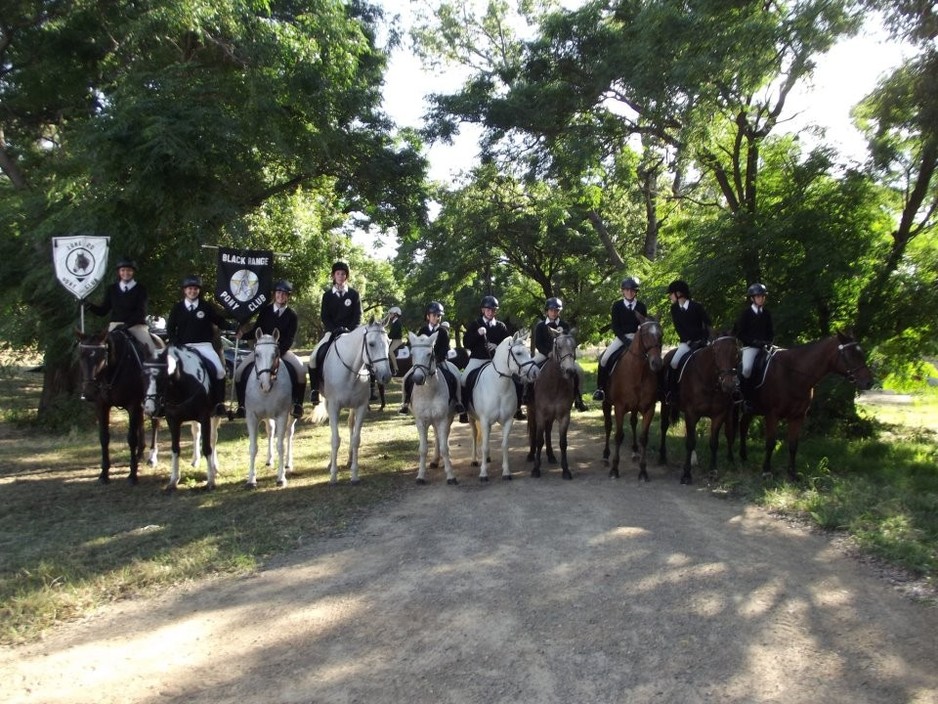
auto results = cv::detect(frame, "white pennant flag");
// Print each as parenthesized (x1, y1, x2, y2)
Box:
(52, 236, 110, 301)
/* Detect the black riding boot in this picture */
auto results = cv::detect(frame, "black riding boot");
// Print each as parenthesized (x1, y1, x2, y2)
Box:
(593, 363, 607, 401)
(292, 380, 306, 418)
(308, 367, 320, 406)
(235, 374, 248, 418)
(212, 377, 228, 417)
(514, 382, 526, 421)
(399, 375, 414, 414)
(667, 366, 680, 406)
(370, 376, 378, 402)
(573, 375, 588, 412)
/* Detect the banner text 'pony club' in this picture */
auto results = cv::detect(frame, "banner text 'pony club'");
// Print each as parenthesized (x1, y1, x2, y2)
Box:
(216, 247, 273, 322)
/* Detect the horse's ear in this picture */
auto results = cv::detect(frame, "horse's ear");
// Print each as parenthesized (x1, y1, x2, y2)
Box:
(568, 326, 578, 339)
(408, 331, 419, 346)
(255, 328, 264, 341)
(272, 328, 280, 341)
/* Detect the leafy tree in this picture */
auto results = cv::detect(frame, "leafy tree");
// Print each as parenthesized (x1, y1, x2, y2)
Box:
(0, 0, 429, 415)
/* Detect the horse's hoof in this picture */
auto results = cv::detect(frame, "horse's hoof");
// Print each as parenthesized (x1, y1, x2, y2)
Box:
(502, 474, 512, 481)
(680, 474, 692, 485)
(479, 476, 489, 483)
(276, 479, 286, 487)
(562, 471, 573, 480)
(162, 485, 177, 496)
(531, 468, 541, 478)
(446, 478, 459, 485)
(638, 472, 649, 483)
(547, 455, 557, 465)
(608, 469, 620, 479)
(98, 474, 110, 485)
(127, 475, 138, 486)
(244, 482, 257, 490)
(416, 477, 428, 485)
(202, 483, 216, 492)
(350, 479, 361, 485)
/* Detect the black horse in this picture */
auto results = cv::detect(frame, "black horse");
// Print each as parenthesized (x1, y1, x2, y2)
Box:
(76, 328, 149, 485)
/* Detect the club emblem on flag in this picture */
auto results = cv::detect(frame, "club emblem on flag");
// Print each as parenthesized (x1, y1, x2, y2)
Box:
(216, 247, 273, 321)
(52, 236, 110, 300)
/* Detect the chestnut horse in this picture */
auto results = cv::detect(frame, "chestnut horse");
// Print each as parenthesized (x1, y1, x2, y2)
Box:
(738, 330, 874, 481)
(602, 319, 664, 481)
(658, 333, 740, 484)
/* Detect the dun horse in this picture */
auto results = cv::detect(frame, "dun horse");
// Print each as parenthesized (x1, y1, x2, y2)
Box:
(77, 328, 149, 484)
(465, 332, 538, 481)
(738, 331, 874, 480)
(244, 329, 295, 489)
(601, 319, 663, 481)
(659, 333, 740, 484)
(527, 328, 579, 479)
(311, 319, 392, 484)
(408, 331, 458, 485)
(144, 346, 221, 493)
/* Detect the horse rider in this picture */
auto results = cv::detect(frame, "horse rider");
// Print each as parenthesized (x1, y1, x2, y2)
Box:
(532, 297, 587, 411)
(665, 279, 712, 404)
(307, 261, 363, 406)
(592, 276, 647, 401)
(462, 295, 526, 422)
(733, 282, 774, 411)
(387, 306, 404, 375)
(85, 257, 164, 357)
(166, 275, 235, 417)
(233, 279, 306, 419)
(398, 301, 466, 418)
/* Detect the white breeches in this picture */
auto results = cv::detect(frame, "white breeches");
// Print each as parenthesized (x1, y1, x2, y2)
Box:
(741, 346, 759, 378)
(188, 342, 226, 379)
(109, 322, 163, 358)
(671, 342, 692, 369)
(599, 335, 630, 366)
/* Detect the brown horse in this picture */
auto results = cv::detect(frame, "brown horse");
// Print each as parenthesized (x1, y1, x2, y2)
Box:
(527, 328, 579, 479)
(659, 333, 740, 485)
(602, 319, 664, 481)
(738, 330, 874, 480)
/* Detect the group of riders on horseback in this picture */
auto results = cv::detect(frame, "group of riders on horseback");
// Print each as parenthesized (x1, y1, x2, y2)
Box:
(84, 255, 778, 423)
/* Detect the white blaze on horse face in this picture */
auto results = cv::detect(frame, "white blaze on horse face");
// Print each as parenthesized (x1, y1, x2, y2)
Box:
(409, 333, 436, 385)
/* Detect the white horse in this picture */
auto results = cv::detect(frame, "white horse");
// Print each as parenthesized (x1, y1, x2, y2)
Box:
(312, 319, 392, 484)
(466, 331, 538, 481)
(408, 331, 457, 485)
(244, 329, 295, 489)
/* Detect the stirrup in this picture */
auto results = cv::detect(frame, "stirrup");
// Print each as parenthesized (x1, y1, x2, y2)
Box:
(235, 405, 246, 419)
(592, 389, 604, 401)
(458, 412, 469, 424)
(514, 408, 526, 421)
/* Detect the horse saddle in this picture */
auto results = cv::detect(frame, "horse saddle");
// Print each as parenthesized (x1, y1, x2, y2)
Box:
(439, 365, 460, 402)
(750, 347, 777, 388)
(606, 345, 627, 377)
(463, 364, 489, 411)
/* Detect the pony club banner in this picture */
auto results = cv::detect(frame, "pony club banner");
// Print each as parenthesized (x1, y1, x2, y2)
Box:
(52, 235, 110, 301)
(215, 247, 273, 321)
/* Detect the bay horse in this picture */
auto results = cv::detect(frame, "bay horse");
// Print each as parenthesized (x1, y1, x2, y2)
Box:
(602, 319, 663, 481)
(408, 331, 457, 485)
(658, 333, 740, 484)
(243, 329, 295, 489)
(76, 328, 148, 485)
(527, 328, 579, 480)
(738, 330, 874, 481)
(312, 319, 392, 484)
(465, 331, 538, 481)
(143, 346, 221, 493)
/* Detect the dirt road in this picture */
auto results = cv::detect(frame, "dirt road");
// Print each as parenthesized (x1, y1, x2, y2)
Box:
(2, 421, 937, 704)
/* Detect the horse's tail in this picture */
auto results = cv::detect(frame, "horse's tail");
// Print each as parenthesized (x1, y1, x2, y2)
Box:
(311, 404, 328, 425)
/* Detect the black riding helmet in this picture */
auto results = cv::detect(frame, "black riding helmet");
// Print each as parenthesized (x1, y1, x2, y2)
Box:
(667, 280, 691, 298)
(181, 274, 202, 289)
(746, 282, 768, 297)
(481, 295, 499, 309)
(115, 257, 137, 270)
(545, 297, 563, 311)
(426, 301, 444, 316)
(274, 279, 294, 294)
(620, 276, 640, 290)
(331, 261, 350, 275)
